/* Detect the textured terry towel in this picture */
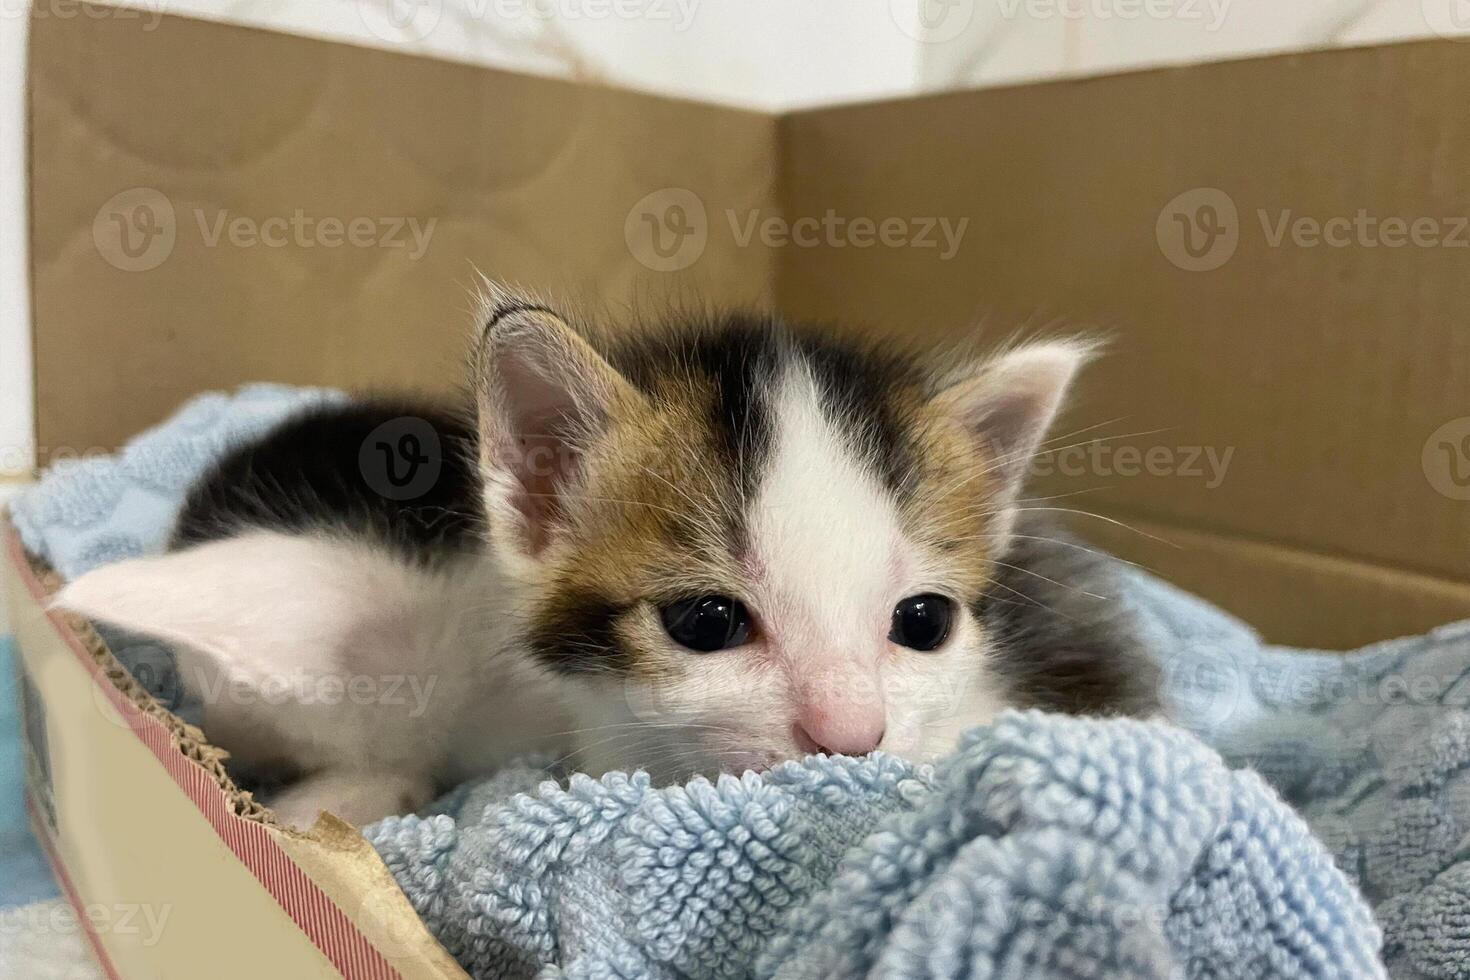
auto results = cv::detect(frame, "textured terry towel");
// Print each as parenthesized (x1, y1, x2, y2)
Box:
(9, 385, 343, 724)
(367, 711, 1383, 979)
(9, 384, 342, 583)
(20, 386, 1470, 977)
(365, 571, 1407, 979)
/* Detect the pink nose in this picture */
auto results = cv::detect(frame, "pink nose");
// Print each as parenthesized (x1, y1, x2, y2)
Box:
(792, 714, 885, 757)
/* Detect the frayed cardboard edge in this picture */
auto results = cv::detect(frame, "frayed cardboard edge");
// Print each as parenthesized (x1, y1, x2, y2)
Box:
(29, 555, 280, 826)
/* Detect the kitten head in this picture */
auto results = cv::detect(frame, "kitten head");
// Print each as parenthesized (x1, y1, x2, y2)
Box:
(474, 286, 1092, 780)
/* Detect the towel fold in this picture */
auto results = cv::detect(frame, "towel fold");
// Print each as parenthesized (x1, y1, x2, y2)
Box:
(19, 386, 1470, 978)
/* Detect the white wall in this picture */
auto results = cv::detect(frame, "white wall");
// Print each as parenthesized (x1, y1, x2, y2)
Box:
(1, 0, 1465, 479)
(25, 0, 1465, 111)
(0, 8, 31, 482)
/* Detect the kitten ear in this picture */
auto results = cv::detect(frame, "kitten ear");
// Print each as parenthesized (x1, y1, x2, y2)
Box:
(930, 339, 1092, 537)
(51, 533, 420, 684)
(55, 550, 256, 668)
(472, 285, 642, 568)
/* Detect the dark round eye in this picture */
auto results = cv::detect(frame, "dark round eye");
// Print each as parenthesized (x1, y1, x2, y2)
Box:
(659, 595, 753, 652)
(889, 594, 954, 651)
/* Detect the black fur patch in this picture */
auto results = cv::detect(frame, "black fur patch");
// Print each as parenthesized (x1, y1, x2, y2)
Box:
(483, 300, 557, 336)
(166, 319, 1157, 712)
(788, 327, 919, 497)
(529, 593, 630, 675)
(613, 313, 778, 501)
(610, 312, 920, 498)
(977, 517, 1159, 716)
(170, 398, 483, 566)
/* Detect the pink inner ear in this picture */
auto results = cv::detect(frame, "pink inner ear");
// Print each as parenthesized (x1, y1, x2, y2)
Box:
(967, 390, 1046, 464)
(498, 419, 581, 557)
(494, 349, 592, 556)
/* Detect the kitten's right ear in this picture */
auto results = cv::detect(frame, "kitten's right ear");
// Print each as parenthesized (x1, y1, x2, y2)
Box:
(473, 285, 642, 569)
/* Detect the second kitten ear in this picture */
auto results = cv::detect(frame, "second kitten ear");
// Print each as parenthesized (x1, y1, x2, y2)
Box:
(52, 532, 423, 686)
(930, 339, 1092, 531)
(472, 286, 642, 567)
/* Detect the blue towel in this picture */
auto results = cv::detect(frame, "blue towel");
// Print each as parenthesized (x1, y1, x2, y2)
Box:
(18, 386, 1470, 977)
(9, 384, 343, 723)
(9, 384, 342, 582)
(0, 636, 60, 910)
(364, 572, 1406, 979)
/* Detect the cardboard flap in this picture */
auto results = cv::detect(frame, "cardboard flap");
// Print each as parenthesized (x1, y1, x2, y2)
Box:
(778, 41, 1470, 643)
(28, 6, 778, 462)
(27, 12, 1470, 646)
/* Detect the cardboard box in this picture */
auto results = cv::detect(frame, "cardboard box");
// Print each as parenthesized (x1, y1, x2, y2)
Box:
(9, 6, 1470, 977)
(4, 524, 466, 978)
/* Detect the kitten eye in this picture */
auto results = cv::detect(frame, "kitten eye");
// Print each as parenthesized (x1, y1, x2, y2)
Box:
(889, 593, 954, 651)
(659, 595, 753, 652)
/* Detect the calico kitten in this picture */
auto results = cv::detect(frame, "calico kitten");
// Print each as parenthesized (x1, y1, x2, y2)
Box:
(57, 287, 1156, 828)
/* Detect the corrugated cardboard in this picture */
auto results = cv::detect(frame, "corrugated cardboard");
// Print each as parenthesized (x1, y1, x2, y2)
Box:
(15, 8, 1470, 978)
(777, 43, 1470, 647)
(3, 522, 467, 979)
(28, 7, 779, 463)
(30, 12, 1470, 650)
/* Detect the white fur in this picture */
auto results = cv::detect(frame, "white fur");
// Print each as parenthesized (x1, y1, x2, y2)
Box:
(747, 365, 910, 754)
(54, 336, 1088, 822)
(936, 339, 1091, 547)
(573, 361, 1016, 777)
(56, 532, 575, 828)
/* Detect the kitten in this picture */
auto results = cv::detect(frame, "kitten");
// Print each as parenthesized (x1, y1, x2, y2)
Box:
(56, 287, 1156, 829)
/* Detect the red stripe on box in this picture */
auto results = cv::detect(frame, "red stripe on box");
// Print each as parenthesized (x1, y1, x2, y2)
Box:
(6, 521, 404, 980)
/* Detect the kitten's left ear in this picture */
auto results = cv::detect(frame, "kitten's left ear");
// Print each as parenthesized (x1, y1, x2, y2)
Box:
(930, 339, 1092, 533)
(472, 284, 644, 571)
